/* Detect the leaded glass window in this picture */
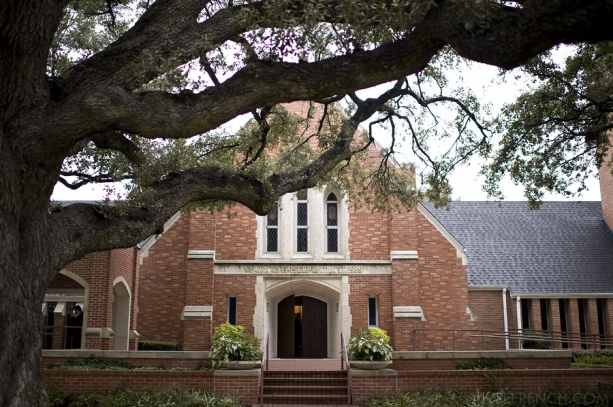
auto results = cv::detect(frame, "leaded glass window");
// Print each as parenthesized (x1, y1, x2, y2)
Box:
(266, 204, 278, 252)
(327, 192, 338, 253)
(296, 190, 308, 252)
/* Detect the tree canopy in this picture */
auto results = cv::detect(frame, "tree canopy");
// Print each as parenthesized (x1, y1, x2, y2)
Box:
(3, 0, 613, 405)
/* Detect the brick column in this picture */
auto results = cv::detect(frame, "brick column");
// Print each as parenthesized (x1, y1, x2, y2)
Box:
(530, 299, 542, 331)
(549, 299, 561, 349)
(567, 299, 582, 349)
(585, 299, 600, 350)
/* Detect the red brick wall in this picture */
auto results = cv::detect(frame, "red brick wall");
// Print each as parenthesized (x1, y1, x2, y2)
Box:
(348, 275, 393, 336)
(44, 367, 611, 407)
(212, 275, 258, 335)
(348, 208, 390, 260)
(214, 206, 257, 260)
(138, 214, 190, 347)
(468, 290, 513, 350)
(48, 273, 83, 290)
(390, 209, 474, 351)
(351, 369, 613, 405)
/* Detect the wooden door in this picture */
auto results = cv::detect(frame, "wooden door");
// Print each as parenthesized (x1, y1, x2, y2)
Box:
(302, 296, 327, 358)
(277, 295, 295, 358)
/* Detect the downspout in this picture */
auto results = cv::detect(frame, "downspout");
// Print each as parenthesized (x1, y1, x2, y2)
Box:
(516, 296, 522, 349)
(502, 288, 509, 350)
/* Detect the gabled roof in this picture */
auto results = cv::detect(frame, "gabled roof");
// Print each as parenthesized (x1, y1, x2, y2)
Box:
(421, 201, 613, 296)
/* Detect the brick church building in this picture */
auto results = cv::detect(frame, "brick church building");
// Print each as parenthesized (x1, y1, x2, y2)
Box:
(42, 108, 613, 355)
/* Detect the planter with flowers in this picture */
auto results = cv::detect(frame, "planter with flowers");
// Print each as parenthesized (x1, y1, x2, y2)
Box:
(346, 327, 393, 370)
(209, 323, 263, 369)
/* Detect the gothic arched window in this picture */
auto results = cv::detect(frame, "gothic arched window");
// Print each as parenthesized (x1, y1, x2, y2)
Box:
(326, 193, 339, 253)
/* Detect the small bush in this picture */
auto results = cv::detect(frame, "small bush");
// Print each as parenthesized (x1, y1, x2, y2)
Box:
(346, 328, 394, 361)
(456, 357, 512, 370)
(210, 323, 263, 364)
(572, 350, 613, 368)
(138, 340, 178, 351)
(46, 354, 134, 370)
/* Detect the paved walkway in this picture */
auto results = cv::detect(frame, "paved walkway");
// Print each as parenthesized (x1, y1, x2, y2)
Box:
(266, 358, 344, 371)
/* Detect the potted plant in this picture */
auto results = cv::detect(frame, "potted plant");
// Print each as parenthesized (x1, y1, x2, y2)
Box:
(345, 328, 393, 370)
(209, 323, 263, 369)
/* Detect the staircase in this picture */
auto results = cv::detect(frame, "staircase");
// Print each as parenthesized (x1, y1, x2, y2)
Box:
(260, 370, 350, 406)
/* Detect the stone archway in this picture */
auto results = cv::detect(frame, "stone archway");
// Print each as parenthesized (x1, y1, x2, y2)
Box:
(112, 277, 131, 350)
(260, 277, 350, 359)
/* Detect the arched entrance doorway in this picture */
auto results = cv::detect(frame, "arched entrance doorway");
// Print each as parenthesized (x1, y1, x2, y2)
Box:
(277, 295, 327, 358)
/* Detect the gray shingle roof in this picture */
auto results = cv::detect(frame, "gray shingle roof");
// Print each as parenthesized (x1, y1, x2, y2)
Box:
(420, 201, 613, 295)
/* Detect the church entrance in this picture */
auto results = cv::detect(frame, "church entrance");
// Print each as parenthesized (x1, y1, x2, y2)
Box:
(277, 295, 327, 358)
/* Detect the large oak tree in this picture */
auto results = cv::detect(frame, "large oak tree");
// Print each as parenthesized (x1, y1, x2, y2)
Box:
(2, 0, 613, 405)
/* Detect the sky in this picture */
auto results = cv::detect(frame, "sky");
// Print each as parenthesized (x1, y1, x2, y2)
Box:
(51, 58, 602, 203)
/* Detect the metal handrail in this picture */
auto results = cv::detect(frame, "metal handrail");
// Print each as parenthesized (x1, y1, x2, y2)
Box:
(341, 332, 352, 406)
(412, 328, 613, 351)
(259, 333, 268, 407)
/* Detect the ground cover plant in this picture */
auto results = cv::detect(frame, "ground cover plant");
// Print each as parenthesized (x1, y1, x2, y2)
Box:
(572, 350, 613, 369)
(364, 387, 613, 407)
(48, 387, 241, 407)
(137, 340, 179, 351)
(45, 354, 191, 371)
(456, 357, 512, 371)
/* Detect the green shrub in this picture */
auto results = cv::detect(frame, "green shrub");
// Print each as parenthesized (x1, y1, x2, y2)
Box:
(572, 350, 613, 368)
(138, 340, 178, 351)
(46, 354, 135, 370)
(456, 357, 512, 370)
(209, 323, 262, 365)
(49, 387, 241, 407)
(346, 328, 394, 361)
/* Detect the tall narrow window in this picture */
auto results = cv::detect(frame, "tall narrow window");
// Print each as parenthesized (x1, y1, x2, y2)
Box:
(296, 190, 308, 252)
(559, 299, 569, 349)
(578, 298, 588, 349)
(597, 299, 607, 349)
(228, 296, 237, 326)
(540, 299, 550, 331)
(326, 193, 338, 253)
(368, 296, 378, 327)
(266, 204, 278, 253)
(521, 298, 531, 330)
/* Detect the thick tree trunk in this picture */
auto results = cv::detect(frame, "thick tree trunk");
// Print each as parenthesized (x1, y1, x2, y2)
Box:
(0, 131, 56, 406)
(0, 278, 50, 407)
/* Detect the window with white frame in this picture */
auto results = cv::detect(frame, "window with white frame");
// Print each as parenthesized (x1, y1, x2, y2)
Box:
(326, 192, 339, 253)
(266, 204, 279, 253)
(296, 189, 308, 252)
(368, 296, 378, 327)
(228, 296, 237, 325)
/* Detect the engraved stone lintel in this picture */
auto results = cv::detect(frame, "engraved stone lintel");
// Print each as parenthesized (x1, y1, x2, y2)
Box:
(214, 263, 391, 275)
(390, 251, 418, 260)
(181, 305, 213, 321)
(393, 306, 425, 321)
(188, 250, 215, 260)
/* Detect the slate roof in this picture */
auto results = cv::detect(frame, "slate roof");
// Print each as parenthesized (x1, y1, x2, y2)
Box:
(420, 201, 613, 295)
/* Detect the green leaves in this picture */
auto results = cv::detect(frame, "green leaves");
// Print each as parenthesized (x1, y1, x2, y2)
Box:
(346, 328, 393, 361)
(483, 43, 613, 206)
(209, 323, 263, 363)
